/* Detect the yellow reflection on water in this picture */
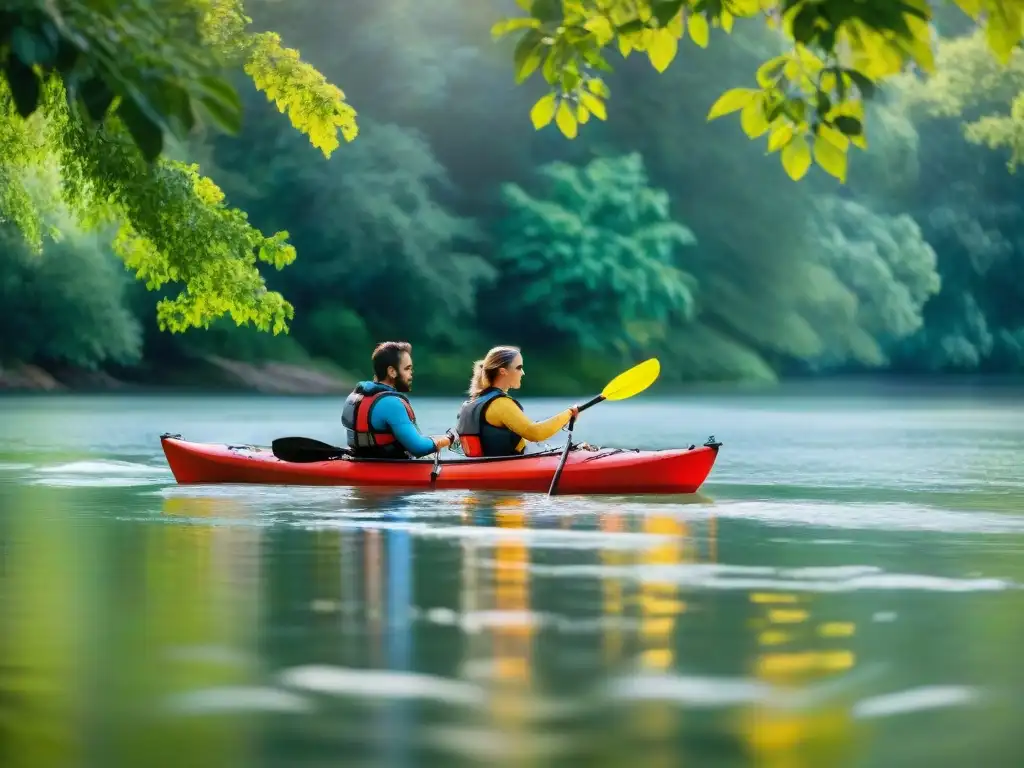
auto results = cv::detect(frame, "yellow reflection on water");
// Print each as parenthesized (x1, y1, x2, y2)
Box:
(493, 498, 532, 687)
(631, 510, 691, 767)
(741, 583, 860, 768)
(457, 494, 536, 764)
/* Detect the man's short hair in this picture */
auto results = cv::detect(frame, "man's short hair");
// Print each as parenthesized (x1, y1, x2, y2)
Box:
(372, 341, 412, 380)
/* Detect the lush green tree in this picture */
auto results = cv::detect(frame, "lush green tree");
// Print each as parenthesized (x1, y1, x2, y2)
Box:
(603, 25, 835, 370)
(893, 194, 1024, 372)
(493, 0, 1023, 182)
(864, 33, 1024, 373)
(7, 0, 1024, 389)
(244, 0, 545, 226)
(897, 30, 1024, 169)
(0, 221, 142, 369)
(0, 0, 355, 336)
(803, 196, 941, 369)
(493, 152, 697, 354)
(211, 102, 494, 350)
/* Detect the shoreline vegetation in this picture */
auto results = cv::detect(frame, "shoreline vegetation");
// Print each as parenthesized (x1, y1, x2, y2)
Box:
(4, 6, 1024, 398)
(3, 355, 1022, 397)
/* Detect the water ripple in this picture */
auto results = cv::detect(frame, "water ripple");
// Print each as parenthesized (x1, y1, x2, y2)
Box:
(528, 562, 1016, 593)
(714, 500, 1024, 534)
(279, 665, 485, 706)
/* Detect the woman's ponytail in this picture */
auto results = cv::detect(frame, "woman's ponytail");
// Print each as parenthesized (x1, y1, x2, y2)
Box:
(468, 360, 490, 398)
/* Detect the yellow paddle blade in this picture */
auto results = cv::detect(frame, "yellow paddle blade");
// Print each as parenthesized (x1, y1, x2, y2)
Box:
(600, 358, 661, 401)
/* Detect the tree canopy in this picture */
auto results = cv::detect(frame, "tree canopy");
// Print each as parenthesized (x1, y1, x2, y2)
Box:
(494, 152, 697, 353)
(0, 0, 356, 335)
(492, 0, 1024, 182)
(3, 0, 1024, 392)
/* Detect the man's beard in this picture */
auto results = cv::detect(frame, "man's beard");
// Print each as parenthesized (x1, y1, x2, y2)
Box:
(394, 377, 412, 393)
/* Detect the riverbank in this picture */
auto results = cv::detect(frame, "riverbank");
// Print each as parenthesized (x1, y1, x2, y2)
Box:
(0, 346, 636, 396)
(0, 356, 358, 395)
(5, 355, 1023, 401)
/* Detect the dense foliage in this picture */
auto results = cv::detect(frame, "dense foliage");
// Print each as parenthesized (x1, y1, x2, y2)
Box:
(495, 0, 1024, 183)
(2, 0, 1024, 391)
(0, 0, 356, 336)
(494, 152, 697, 354)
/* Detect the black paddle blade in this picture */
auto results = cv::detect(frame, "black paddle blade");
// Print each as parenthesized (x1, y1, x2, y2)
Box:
(272, 436, 347, 463)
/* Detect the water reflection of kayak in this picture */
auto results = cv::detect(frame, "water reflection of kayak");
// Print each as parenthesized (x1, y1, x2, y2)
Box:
(159, 435, 721, 495)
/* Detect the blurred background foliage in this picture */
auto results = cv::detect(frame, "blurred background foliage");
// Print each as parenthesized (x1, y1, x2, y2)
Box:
(2, 0, 1024, 394)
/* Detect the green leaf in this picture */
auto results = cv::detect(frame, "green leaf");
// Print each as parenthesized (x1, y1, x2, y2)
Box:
(687, 13, 710, 48)
(199, 93, 241, 135)
(584, 15, 616, 45)
(818, 25, 836, 53)
(118, 96, 165, 162)
(818, 123, 850, 151)
(531, 0, 562, 23)
(6, 56, 41, 117)
(898, 1, 931, 22)
(982, 5, 1014, 60)
(756, 55, 787, 87)
(647, 29, 679, 72)
(617, 20, 646, 35)
(79, 76, 115, 123)
(513, 30, 544, 83)
(561, 59, 582, 92)
(491, 16, 542, 38)
(195, 75, 242, 114)
(813, 134, 848, 182)
(53, 37, 80, 71)
(587, 78, 611, 98)
(766, 94, 786, 122)
(579, 90, 607, 120)
(542, 46, 562, 84)
(555, 99, 578, 138)
(833, 66, 847, 99)
(815, 90, 832, 115)
(191, 76, 243, 135)
(707, 87, 758, 120)
(783, 97, 807, 123)
(740, 95, 770, 138)
(162, 83, 196, 134)
(781, 134, 812, 180)
(833, 115, 863, 136)
(581, 46, 614, 72)
(530, 92, 558, 128)
(767, 123, 795, 153)
(845, 69, 876, 99)
(11, 26, 56, 67)
(652, 1, 686, 27)
(791, 5, 819, 44)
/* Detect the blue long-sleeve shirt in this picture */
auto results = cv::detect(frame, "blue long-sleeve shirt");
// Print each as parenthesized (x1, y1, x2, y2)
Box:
(358, 381, 437, 458)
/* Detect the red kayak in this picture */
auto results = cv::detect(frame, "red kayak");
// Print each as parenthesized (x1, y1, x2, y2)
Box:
(159, 435, 721, 495)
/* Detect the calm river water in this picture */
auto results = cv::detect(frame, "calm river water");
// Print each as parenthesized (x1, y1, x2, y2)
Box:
(1, 385, 1023, 768)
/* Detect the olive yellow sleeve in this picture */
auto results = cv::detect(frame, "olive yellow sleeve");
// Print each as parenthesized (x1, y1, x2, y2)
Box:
(484, 398, 572, 444)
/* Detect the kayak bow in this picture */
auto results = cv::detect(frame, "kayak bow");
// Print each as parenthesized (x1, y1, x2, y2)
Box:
(159, 434, 721, 496)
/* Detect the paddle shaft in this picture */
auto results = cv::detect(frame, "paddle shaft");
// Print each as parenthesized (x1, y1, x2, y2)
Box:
(546, 413, 577, 497)
(577, 394, 604, 413)
(430, 449, 442, 488)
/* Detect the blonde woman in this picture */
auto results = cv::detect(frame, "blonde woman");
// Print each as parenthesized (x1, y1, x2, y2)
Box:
(455, 345, 580, 457)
